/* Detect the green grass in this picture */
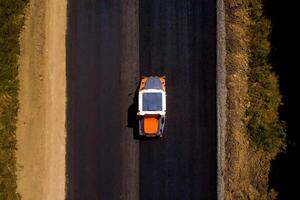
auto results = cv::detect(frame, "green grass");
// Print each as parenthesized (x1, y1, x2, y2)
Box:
(0, 0, 28, 199)
(247, 0, 286, 154)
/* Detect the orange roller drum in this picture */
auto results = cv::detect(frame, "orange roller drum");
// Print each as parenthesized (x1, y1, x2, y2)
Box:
(143, 116, 159, 135)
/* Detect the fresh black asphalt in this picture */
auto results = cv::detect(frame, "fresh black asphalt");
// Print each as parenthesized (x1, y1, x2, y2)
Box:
(67, 0, 217, 199)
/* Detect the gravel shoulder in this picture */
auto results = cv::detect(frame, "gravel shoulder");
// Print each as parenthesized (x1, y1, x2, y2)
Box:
(217, 0, 226, 199)
(16, 0, 66, 199)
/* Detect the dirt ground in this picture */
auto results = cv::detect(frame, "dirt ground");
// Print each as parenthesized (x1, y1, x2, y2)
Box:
(16, 0, 66, 199)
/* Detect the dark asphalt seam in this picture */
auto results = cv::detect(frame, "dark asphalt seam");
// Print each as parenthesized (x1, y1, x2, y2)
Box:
(217, 0, 226, 199)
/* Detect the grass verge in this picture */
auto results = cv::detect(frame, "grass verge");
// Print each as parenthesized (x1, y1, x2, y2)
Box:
(225, 0, 285, 199)
(0, 0, 28, 199)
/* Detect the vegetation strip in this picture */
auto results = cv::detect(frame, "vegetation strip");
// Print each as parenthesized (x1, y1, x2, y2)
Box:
(225, 0, 285, 199)
(0, 0, 28, 199)
(247, 0, 285, 154)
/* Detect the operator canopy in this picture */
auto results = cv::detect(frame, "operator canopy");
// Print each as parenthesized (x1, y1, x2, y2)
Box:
(142, 93, 162, 111)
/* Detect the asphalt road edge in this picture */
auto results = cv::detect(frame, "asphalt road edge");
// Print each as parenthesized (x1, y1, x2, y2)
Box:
(217, 0, 226, 199)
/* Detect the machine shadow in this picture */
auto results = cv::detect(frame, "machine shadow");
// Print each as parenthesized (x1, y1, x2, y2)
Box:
(127, 84, 140, 140)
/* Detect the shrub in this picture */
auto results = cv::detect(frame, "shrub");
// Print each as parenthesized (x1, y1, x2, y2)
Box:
(247, 0, 285, 154)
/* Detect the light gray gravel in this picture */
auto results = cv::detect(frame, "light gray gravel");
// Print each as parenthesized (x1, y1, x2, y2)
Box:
(217, 0, 226, 199)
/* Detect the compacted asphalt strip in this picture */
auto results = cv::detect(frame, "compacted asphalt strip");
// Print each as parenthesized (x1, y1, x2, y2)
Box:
(67, 1, 139, 199)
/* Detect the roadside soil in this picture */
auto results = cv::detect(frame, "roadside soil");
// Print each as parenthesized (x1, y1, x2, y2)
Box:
(16, 0, 66, 199)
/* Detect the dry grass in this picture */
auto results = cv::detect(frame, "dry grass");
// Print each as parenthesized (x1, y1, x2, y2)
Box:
(224, 0, 280, 199)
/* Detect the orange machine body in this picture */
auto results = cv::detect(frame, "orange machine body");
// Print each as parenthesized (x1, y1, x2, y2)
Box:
(138, 76, 166, 138)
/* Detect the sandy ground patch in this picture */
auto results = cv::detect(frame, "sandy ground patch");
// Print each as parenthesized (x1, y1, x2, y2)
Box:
(16, 0, 66, 199)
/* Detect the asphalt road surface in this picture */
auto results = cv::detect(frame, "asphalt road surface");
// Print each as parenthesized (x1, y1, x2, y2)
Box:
(67, 0, 217, 199)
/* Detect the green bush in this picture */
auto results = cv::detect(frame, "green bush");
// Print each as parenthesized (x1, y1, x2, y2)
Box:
(0, 0, 28, 199)
(247, 0, 286, 153)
